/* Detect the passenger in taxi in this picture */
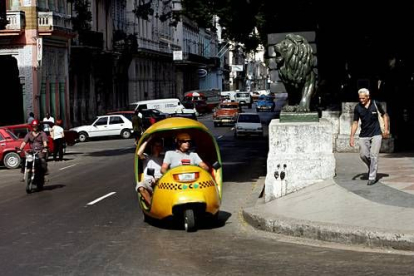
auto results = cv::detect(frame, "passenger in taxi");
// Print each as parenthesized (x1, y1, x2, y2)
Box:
(136, 136, 164, 205)
(161, 132, 209, 174)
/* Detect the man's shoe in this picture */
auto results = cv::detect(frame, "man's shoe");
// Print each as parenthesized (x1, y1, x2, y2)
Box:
(367, 180, 376, 186)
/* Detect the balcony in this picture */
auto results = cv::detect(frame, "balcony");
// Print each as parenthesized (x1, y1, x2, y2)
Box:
(0, 11, 25, 36)
(38, 11, 73, 36)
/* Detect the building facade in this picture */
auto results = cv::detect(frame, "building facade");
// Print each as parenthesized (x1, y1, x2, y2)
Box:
(1, 0, 225, 127)
(0, 0, 73, 126)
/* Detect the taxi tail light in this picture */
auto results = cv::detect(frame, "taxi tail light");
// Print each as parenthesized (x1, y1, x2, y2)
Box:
(173, 172, 200, 182)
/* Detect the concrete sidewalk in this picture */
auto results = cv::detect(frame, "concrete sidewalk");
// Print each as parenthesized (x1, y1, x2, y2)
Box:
(243, 152, 414, 251)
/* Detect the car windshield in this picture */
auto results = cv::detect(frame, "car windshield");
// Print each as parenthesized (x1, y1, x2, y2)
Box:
(220, 104, 237, 109)
(236, 92, 249, 97)
(238, 114, 260, 123)
(5, 129, 18, 140)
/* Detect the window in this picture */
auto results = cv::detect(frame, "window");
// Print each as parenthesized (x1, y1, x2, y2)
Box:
(138, 104, 148, 111)
(94, 117, 108, 126)
(11, 128, 29, 139)
(5, 129, 18, 139)
(0, 133, 4, 141)
(238, 115, 260, 123)
(109, 116, 123, 125)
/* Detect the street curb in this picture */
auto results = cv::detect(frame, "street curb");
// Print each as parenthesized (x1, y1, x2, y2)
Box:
(242, 206, 414, 251)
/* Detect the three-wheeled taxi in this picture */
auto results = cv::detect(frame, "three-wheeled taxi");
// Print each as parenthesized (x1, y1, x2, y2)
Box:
(134, 117, 222, 231)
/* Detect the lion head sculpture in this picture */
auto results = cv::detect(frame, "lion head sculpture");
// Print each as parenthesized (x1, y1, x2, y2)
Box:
(273, 34, 316, 112)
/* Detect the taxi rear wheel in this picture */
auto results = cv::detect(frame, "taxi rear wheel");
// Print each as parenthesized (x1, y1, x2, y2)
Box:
(184, 209, 196, 232)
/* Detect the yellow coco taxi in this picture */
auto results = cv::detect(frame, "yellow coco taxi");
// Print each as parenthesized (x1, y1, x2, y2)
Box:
(134, 117, 222, 231)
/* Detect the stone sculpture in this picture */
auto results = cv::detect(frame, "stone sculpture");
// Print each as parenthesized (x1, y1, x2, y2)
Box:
(272, 34, 316, 112)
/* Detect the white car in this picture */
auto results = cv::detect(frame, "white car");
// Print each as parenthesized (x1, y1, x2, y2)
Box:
(70, 115, 133, 142)
(234, 113, 263, 138)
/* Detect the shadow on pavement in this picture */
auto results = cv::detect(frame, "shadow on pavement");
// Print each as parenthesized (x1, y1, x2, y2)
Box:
(144, 210, 232, 232)
(352, 172, 390, 181)
(43, 184, 66, 191)
(87, 147, 135, 157)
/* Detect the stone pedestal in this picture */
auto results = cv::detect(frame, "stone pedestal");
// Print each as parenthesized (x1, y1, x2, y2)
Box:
(265, 120, 336, 202)
(321, 110, 340, 149)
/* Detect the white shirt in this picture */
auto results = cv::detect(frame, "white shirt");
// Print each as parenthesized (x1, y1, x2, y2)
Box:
(43, 116, 55, 123)
(52, 125, 64, 140)
(43, 116, 55, 132)
(143, 154, 163, 181)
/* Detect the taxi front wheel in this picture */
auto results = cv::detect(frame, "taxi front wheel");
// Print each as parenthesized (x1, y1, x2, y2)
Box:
(184, 209, 196, 232)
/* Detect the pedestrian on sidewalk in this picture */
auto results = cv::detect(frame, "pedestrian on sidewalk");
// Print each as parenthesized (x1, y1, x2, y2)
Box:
(27, 112, 35, 124)
(349, 88, 390, 185)
(51, 119, 65, 161)
(132, 110, 143, 145)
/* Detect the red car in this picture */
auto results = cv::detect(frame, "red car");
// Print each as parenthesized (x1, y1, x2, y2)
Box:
(3, 122, 78, 154)
(0, 127, 30, 169)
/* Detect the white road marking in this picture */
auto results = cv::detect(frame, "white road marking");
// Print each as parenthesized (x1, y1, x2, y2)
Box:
(59, 164, 77, 171)
(217, 135, 223, 139)
(86, 192, 116, 206)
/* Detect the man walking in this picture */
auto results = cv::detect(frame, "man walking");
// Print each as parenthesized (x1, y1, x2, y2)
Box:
(350, 88, 390, 185)
(132, 110, 143, 144)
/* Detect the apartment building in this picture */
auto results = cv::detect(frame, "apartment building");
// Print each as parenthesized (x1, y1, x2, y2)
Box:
(0, 0, 74, 126)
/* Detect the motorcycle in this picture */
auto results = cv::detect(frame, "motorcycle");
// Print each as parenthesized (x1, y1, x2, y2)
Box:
(20, 149, 46, 194)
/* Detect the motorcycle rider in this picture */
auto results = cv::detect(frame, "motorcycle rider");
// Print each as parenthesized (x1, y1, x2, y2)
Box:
(19, 119, 49, 175)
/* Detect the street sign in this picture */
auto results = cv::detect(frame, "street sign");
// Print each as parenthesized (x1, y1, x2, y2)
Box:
(37, 38, 43, 62)
(173, 51, 183, 61)
(231, 65, 243, 72)
(197, 69, 207, 78)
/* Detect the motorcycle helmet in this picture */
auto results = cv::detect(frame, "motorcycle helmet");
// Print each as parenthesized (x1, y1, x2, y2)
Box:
(31, 119, 39, 127)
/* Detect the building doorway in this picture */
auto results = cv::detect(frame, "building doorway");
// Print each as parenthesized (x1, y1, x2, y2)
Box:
(0, 55, 23, 125)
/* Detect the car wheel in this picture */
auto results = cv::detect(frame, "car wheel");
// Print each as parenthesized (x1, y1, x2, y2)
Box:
(78, 132, 88, 142)
(214, 122, 218, 127)
(184, 209, 196, 232)
(4, 152, 21, 169)
(121, 129, 131, 139)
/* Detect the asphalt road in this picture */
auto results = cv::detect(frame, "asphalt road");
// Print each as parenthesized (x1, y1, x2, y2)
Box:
(0, 106, 414, 276)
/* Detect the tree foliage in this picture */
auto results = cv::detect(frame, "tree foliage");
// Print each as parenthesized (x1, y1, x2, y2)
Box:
(181, 0, 264, 51)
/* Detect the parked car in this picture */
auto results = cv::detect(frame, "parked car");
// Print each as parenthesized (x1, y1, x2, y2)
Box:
(107, 109, 167, 129)
(4, 122, 78, 154)
(41, 121, 79, 146)
(213, 102, 240, 126)
(0, 127, 30, 169)
(70, 114, 133, 142)
(256, 95, 275, 112)
(234, 113, 263, 138)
